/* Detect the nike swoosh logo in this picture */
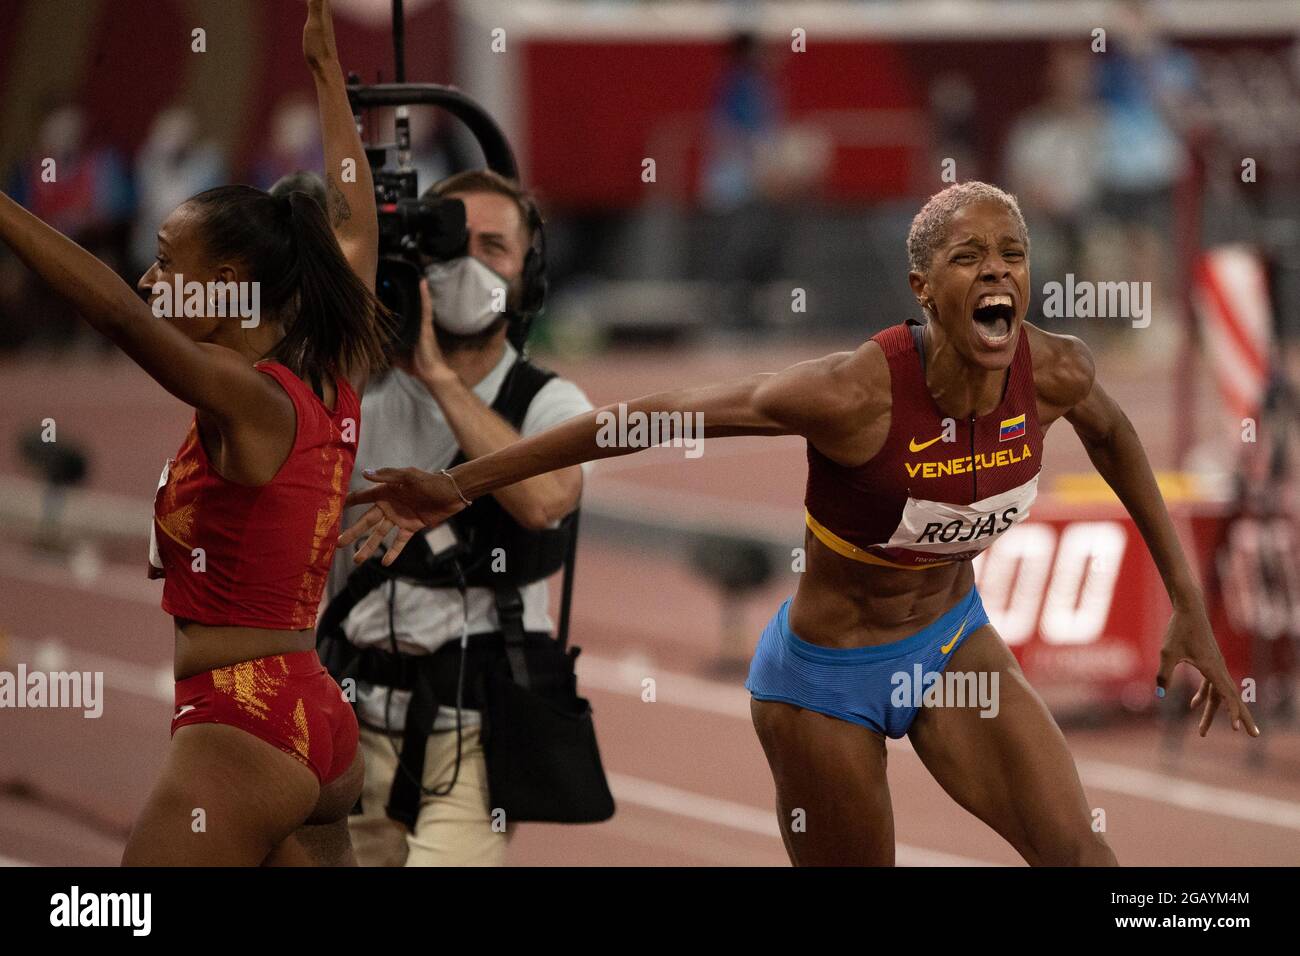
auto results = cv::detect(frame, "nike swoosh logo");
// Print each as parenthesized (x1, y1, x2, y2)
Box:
(940, 618, 967, 655)
(174, 704, 196, 719)
(909, 434, 943, 452)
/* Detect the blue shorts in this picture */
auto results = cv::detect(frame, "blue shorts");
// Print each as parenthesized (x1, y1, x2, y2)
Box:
(745, 584, 990, 738)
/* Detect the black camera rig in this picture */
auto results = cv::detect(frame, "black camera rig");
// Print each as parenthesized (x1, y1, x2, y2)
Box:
(348, 1, 537, 354)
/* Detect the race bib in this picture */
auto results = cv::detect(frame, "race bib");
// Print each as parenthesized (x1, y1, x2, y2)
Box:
(885, 474, 1039, 555)
(147, 458, 172, 577)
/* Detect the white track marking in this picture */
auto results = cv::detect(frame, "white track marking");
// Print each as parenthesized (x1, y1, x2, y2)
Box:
(579, 652, 752, 719)
(1076, 759, 1300, 833)
(607, 773, 999, 867)
(3, 635, 172, 703)
(585, 480, 803, 540)
(0, 549, 159, 604)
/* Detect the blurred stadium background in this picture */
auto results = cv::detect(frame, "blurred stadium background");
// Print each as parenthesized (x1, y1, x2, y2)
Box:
(1, 0, 1299, 865)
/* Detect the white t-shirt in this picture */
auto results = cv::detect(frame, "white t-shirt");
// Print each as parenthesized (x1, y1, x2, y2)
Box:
(325, 342, 593, 732)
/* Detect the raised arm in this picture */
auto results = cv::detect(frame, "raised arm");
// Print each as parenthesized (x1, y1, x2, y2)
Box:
(0, 191, 278, 425)
(340, 347, 875, 563)
(303, 0, 377, 293)
(1054, 334, 1259, 738)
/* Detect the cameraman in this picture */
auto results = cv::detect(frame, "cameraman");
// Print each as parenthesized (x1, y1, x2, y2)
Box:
(322, 169, 591, 866)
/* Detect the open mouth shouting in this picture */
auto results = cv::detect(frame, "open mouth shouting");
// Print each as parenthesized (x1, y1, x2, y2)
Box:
(971, 292, 1015, 348)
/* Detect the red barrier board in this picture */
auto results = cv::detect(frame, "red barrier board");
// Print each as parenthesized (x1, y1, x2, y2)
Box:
(973, 502, 1262, 708)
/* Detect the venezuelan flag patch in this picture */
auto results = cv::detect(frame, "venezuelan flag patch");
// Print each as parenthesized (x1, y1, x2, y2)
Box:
(999, 413, 1026, 442)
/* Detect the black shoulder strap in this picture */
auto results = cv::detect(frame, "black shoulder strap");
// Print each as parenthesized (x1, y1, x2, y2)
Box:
(497, 507, 580, 686)
(447, 358, 557, 471)
(556, 509, 580, 652)
(455, 355, 572, 687)
(497, 359, 558, 425)
(444, 356, 559, 575)
(317, 558, 390, 641)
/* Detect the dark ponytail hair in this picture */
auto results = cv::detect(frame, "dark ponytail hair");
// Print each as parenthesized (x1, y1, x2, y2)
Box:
(185, 184, 393, 382)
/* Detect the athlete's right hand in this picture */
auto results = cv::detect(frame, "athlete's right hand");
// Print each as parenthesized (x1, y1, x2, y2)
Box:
(339, 467, 468, 565)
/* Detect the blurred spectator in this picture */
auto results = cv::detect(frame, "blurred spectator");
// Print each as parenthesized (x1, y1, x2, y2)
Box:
(1094, 0, 1199, 292)
(6, 104, 132, 236)
(2, 103, 132, 349)
(702, 32, 781, 213)
(252, 94, 324, 191)
(129, 107, 226, 277)
(930, 72, 980, 184)
(699, 32, 827, 328)
(1004, 44, 1103, 315)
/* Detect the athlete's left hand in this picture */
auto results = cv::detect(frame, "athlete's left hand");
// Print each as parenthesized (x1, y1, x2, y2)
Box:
(340, 467, 469, 565)
(1156, 601, 1260, 738)
(303, 0, 339, 71)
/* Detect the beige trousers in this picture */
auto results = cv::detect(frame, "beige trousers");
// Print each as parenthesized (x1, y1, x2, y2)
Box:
(349, 723, 512, 866)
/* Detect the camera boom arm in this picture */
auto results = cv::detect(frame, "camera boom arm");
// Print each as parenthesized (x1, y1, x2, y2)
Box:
(345, 83, 519, 180)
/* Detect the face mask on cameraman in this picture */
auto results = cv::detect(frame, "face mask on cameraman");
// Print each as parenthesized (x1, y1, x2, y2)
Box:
(424, 256, 512, 336)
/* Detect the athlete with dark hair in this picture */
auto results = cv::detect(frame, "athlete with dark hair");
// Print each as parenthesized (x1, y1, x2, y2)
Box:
(0, 0, 390, 865)
(340, 181, 1259, 866)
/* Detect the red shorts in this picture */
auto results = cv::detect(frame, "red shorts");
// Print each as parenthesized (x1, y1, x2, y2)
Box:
(172, 649, 358, 785)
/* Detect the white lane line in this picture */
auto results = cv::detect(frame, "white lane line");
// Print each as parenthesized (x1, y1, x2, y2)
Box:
(1076, 759, 1300, 833)
(0, 550, 160, 605)
(3, 635, 172, 703)
(607, 772, 999, 867)
(580, 652, 751, 719)
(7, 560, 1300, 835)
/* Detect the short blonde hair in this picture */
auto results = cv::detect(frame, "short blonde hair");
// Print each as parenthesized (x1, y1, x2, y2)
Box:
(907, 182, 1029, 274)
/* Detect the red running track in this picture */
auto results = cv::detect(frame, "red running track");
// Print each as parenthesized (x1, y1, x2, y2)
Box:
(1, 346, 1298, 866)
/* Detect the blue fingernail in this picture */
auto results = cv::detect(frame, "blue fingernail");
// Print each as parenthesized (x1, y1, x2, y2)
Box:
(1155, 687, 1165, 698)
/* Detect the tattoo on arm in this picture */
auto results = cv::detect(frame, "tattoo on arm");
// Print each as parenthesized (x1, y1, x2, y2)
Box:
(326, 173, 352, 228)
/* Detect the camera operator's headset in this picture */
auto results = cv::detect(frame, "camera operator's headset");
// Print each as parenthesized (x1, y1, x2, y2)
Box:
(350, 82, 548, 351)
(510, 194, 548, 350)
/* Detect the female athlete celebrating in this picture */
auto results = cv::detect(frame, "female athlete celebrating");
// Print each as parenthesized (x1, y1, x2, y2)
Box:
(0, 1, 388, 865)
(340, 181, 1259, 866)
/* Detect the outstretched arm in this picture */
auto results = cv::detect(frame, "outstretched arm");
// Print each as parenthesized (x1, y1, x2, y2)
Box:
(303, 0, 377, 293)
(339, 348, 873, 563)
(1058, 336, 1259, 738)
(0, 191, 280, 427)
